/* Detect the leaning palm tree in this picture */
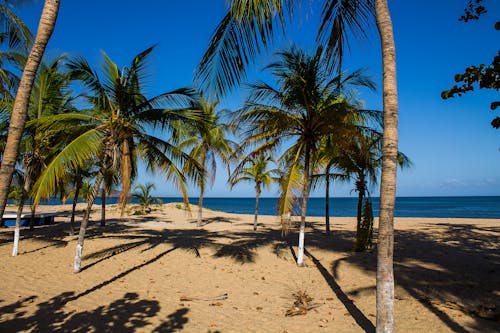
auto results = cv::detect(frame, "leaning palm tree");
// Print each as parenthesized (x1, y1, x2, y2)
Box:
(229, 153, 278, 230)
(178, 95, 236, 226)
(235, 46, 375, 266)
(31, 46, 203, 272)
(0, 0, 60, 227)
(197, 1, 401, 330)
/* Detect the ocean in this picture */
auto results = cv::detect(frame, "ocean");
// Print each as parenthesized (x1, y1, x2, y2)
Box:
(37, 196, 500, 219)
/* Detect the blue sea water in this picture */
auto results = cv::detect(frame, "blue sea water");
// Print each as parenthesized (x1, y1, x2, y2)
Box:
(38, 196, 500, 219)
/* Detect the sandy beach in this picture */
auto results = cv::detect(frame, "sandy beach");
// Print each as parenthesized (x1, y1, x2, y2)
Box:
(0, 203, 498, 332)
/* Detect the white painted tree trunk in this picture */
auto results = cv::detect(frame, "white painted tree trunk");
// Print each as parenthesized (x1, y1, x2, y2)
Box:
(296, 219, 305, 266)
(12, 227, 20, 256)
(74, 244, 83, 272)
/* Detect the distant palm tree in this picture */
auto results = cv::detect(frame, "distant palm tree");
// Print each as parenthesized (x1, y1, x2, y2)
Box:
(178, 95, 236, 226)
(235, 46, 375, 265)
(229, 153, 278, 230)
(311, 144, 349, 236)
(0, 0, 60, 227)
(31, 46, 203, 272)
(132, 182, 162, 215)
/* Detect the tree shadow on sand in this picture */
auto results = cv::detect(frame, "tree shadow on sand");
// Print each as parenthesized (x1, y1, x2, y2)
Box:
(0, 292, 189, 332)
(302, 219, 500, 333)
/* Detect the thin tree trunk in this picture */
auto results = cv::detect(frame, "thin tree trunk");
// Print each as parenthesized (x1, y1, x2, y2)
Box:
(12, 197, 24, 256)
(29, 201, 36, 230)
(197, 154, 206, 227)
(297, 145, 311, 267)
(375, 1, 399, 331)
(69, 181, 81, 236)
(325, 164, 331, 236)
(100, 187, 106, 227)
(74, 172, 104, 273)
(0, 0, 60, 226)
(356, 176, 365, 237)
(12, 175, 31, 256)
(254, 184, 260, 231)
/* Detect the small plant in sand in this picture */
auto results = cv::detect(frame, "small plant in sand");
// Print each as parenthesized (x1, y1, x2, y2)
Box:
(285, 289, 321, 316)
(131, 183, 162, 215)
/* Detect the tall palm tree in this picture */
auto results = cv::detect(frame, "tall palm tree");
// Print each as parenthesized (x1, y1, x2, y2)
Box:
(235, 46, 375, 265)
(31, 46, 203, 272)
(197, 1, 400, 329)
(373, 2, 400, 330)
(229, 153, 278, 230)
(178, 95, 236, 226)
(0, 0, 60, 227)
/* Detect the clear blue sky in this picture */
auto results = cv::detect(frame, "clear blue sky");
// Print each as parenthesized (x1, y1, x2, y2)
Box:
(16, 0, 500, 197)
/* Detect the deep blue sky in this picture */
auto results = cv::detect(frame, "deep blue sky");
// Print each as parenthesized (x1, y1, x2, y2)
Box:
(16, 0, 500, 197)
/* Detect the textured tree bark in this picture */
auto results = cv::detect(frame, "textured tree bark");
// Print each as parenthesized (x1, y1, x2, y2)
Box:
(74, 172, 104, 273)
(69, 182, 81, 236)
(296, 145, 311, 267)
(254, 184, 260, 231)
(0, 0, 60, 226)
(197, 154, 206, 227)
(375, 0, 399, 332)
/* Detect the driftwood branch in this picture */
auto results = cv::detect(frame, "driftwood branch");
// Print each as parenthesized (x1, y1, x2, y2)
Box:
(180, 293, 228, 302)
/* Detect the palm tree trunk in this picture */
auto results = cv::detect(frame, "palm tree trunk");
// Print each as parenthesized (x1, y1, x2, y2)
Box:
(12, 196, 25, 257)
(12, 175, 32, 256)
(356, 176, 365, 237)
(325, 164, 331, 236)
(100, 187, 106, 227)
(29, 201, 37, 230)
(69, 180, 81, 236)
(297, 145, 311, 267)
(0, 0, 60, 226)
(74, 172, 104, 273)
(375, 1, 399, 332)
(197, 154, 206, 227)
(254, 184, 261, 231)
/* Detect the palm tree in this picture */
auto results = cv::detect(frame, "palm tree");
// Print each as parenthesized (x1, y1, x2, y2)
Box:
(197, 1, 401, 329)
(235, 46, 375, 266)
(0, 0, 60, 227)
(11, 56, 74, 256)
(229, 153, 278, 230)
(132, 182, 162, 215)
(373, 2, 400, 330)
(178, 95, 236, 226)
(31, 46, 203, 272)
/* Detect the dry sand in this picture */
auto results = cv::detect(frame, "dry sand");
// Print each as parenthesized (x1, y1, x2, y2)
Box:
(0, 203, 498, 332)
